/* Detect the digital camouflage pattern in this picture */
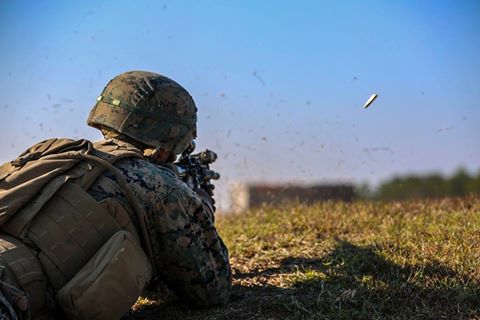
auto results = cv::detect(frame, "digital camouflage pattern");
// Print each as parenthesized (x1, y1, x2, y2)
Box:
(88, 139, 232, 307)
(87, 71, 197, 155)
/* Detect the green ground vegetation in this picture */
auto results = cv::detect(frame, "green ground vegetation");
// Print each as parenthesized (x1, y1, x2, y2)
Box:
(135, 197, 480, 320)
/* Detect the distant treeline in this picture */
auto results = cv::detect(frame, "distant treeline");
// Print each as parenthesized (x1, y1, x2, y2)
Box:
(359, 169, 480, 201)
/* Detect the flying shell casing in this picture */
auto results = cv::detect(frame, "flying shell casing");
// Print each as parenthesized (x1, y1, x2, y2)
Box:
(363, 93, 378, 109)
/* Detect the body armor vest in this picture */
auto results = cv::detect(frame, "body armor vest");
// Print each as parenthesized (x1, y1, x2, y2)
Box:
(0, 139, 153, 320)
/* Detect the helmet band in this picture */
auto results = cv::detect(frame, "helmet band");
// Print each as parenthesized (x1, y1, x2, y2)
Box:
(96, 95, 196, 126)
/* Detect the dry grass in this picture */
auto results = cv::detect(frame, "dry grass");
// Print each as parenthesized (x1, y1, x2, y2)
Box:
(134, 197, 480, 320)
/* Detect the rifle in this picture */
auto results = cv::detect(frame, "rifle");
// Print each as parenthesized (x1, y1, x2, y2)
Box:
(174, 141, 220, 209)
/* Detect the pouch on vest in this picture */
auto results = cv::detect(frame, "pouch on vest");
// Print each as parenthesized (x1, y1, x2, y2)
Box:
(56, 230, 152, 320)
(25, 181, 122, 290)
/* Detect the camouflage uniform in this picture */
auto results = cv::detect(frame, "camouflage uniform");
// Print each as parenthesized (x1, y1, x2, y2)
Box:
(88, 139, 231, 307)
(0, 71, 231, 319)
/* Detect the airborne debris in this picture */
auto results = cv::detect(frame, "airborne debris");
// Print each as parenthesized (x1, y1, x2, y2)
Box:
(363, 147, 394, 155)
(252, 70, 266, 86)
(437, 126, 454, 132)
(363, 93, 378, 109)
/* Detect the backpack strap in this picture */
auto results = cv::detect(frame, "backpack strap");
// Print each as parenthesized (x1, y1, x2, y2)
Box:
(71, 153, 156, 275)
(0, 139, 92, 182)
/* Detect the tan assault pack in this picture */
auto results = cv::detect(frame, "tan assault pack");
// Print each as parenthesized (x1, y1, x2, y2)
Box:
(0, 139, 153, 320)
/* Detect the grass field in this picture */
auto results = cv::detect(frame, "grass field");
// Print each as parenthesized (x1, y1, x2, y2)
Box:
(135, 197, 480, 320)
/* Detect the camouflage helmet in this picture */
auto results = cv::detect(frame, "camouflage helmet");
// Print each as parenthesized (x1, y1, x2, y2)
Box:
(87, 71, 197, 155)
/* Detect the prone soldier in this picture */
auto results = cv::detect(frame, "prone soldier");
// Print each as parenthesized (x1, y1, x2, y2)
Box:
(0, 71, 232, 319)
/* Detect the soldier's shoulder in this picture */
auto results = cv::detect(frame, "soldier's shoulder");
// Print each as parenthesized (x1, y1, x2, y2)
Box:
(116, 157, 201, 207)
(116, 157, 179, 186)
(106, 156, 203, 209)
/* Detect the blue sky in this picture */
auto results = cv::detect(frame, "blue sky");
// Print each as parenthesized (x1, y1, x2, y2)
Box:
(1, 0, 479, 209)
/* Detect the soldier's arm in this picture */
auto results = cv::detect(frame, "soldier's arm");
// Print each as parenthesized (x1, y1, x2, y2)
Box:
(153, 184, 232, 307)
(117, 159, 232, 307)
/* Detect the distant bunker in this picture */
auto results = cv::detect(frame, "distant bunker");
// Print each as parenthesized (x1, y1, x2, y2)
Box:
(231, 184, 355, 212)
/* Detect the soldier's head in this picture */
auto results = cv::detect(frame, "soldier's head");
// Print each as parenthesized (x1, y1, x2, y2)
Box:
(87, 71, 197, 162)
